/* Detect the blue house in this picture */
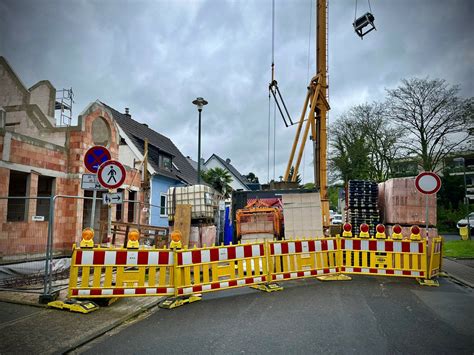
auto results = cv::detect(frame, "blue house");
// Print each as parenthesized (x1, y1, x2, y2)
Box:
(103, 103, 198, 227)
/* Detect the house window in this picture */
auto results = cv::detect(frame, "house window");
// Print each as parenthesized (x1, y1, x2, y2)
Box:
(128, 190, 136, 222)
(7, 171, 29, 222)
(160, 193, 167, 217)
(159, 154, 172, 171)
(36, 176, 54, 219)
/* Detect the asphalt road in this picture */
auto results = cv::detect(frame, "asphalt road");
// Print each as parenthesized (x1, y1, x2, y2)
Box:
(441, 234, 462, 241)
(81, 276, 474, 354)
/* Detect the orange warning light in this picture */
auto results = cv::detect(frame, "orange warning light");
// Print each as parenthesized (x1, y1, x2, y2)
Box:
(80, 228, 94, 248)
(127, 229, 140, 248)
(170, 230, 182, 249)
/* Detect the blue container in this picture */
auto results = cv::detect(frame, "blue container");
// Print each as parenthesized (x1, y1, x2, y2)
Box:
(224, 206, 234, 245)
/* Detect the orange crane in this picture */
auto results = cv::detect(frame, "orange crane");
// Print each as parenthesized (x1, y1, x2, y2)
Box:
(277, 0, 375, 229)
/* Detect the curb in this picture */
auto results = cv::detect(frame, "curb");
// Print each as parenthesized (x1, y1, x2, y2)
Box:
(442, 272, 474, 288)
(0, 295, 47, 308)
(57, 297, 163, 354)
(442, 258, 474, 288)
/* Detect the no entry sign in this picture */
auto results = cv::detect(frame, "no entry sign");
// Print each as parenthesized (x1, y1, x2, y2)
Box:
(84, 146, 111, 173)
(415, 172, 441, 195)
(97, 160, 126, 189)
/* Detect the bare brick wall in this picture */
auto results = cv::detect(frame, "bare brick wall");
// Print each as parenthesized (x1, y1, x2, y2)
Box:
(0, 106, 143, 260)
(68, 108, 119, 175)
(9, 140, 66, 172)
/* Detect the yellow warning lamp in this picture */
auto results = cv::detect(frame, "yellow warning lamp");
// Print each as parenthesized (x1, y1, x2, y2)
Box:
(127, 229, 140, 249)
(342, 223, 353, 238)
(169, 230, 182, 250)
(391, 224, 403, 240)
(359, 223, 370, 238)
(80, 228, 94, 248)
(410, 225, 421, 241)
(375, 224, 386, 239)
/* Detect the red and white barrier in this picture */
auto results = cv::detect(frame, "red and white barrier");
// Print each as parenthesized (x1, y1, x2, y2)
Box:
(270, 239, 337, 255)
(72, 287, 175, 297)
(74, 249, 173, 266)
(178, 244, 265, 265)
(341, 239, 424, 253)
(179, 276, 268, 295)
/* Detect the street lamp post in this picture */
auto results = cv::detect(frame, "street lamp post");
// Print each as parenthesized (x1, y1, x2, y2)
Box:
(192, 97, 208, 184)
(454, 157, 470, 240)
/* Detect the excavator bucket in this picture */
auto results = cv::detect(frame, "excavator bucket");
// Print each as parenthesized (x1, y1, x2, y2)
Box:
(353, 12, 376, 39)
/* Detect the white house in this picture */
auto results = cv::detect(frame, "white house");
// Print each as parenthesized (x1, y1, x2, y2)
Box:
(203, 154, 250, 191)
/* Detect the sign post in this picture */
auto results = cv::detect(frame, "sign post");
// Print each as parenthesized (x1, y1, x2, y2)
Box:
(415, 172, 442, 239)
(97, 160, 127, 244)
(84, 146, 111, 230)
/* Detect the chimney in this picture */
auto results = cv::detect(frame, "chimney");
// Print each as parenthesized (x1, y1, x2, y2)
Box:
(226, 158, 231, 164)
(124, 108, 131, 117)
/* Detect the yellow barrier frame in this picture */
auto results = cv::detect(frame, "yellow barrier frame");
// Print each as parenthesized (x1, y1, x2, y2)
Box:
(267, 238, 340, 282)
(68, 245, 174, 298)
(340, 237, 427, 278)
(173, 242, 269, 297)
(67, 235, 443, 303)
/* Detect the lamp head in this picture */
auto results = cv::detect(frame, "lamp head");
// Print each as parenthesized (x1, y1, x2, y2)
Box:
(192, 97, 208, 111)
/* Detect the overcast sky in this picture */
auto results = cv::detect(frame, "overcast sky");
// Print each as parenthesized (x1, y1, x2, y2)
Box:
(1, 0, 473, 184)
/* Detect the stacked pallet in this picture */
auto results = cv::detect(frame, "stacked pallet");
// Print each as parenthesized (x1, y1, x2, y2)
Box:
(346, 180, 380, 236)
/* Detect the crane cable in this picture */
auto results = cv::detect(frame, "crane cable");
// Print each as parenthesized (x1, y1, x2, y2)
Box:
(267, 0, 276, 183)
(271, 0, 275, 82)
(273, 99, 277, 181)
(272, 0, 276, 181)
(355, 0, 373, 20)
(267, 92, 271, 183)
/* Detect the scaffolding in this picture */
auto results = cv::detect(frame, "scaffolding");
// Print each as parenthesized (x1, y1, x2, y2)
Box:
(55, 88, 74, 126)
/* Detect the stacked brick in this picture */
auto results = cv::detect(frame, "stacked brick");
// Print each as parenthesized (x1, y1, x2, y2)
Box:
(378, 177, 437, 240)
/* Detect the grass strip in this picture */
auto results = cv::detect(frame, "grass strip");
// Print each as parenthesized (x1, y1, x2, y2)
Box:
(443, 240, 474, 258)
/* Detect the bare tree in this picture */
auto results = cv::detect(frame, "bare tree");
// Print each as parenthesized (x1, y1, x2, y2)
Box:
(352, 103, 400, 181)
(329, 103, 399, 183)
(386, 77, 473, 172)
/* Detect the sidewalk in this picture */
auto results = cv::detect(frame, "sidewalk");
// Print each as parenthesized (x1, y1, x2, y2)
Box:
(0, 288, 162, 354)
(442, 258, 474, 288)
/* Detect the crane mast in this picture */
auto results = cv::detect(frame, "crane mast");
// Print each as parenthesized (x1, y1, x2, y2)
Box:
(284, 0, 330, 227)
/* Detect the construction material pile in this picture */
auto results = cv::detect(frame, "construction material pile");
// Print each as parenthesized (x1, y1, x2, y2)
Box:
(167, 185, 219, 220)
(379, 177, 437, 239)
(346, 180, 380, 236)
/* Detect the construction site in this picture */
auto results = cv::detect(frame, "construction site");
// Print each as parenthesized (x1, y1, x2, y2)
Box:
(0, 0, 473, 353)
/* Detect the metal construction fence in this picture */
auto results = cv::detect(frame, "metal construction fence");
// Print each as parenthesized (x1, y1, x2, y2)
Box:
(0, 195, 167, 302)
(67, 235, 444, 306)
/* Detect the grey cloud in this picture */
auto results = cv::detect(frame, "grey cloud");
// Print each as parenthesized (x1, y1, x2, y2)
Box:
(1, 0, 472, 184)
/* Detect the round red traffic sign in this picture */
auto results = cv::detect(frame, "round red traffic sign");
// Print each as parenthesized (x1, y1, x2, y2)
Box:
(84, 146, 111, 173)
(97, 160, 126, 189)
(415, 172, 441, 195)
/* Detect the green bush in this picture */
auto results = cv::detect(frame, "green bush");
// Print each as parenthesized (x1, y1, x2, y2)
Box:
(437, 206, 466, 233)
